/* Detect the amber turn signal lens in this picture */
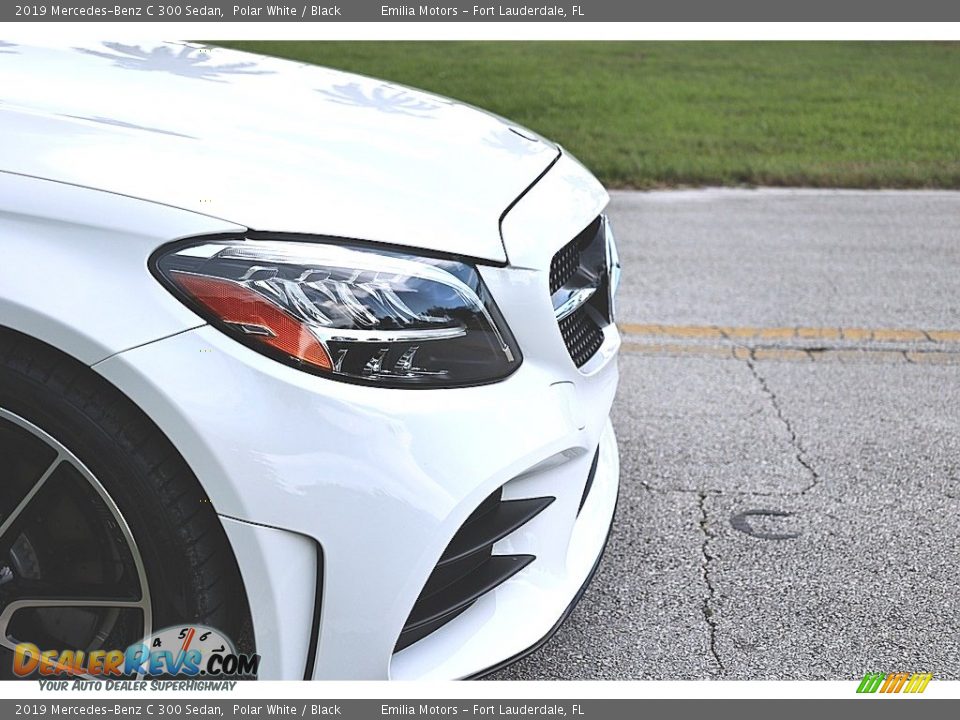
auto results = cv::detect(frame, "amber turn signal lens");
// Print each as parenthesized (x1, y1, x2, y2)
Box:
(170, 271, 332, 371)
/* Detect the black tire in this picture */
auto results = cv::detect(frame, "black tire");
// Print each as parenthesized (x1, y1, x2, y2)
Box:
(0, 328, 253, 678)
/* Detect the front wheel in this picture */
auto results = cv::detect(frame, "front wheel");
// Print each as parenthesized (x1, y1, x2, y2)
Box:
(0, 331, 253, 679)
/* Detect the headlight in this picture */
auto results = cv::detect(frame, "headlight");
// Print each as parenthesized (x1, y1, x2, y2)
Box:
(153, 237, 522, 388)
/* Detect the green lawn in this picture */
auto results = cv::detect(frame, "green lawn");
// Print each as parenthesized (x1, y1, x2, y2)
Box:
(214, 41, 960, 189)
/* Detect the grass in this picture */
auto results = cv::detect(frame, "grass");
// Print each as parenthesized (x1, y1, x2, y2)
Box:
(213, 41, 960, 189)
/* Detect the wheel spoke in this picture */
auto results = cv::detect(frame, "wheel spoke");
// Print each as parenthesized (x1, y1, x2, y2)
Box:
(3, 597, 146, 612)
(0, 455, 62, 544)
(0, 576, 141, 604)
(0, 597, 148, 647)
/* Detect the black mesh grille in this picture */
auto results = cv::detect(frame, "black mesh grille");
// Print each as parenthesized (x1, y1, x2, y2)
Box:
(549, 217, 602, 295)
(550, 217, 607, 367)
(395, 488, 553, 652)
(549, 239, 581, 295)
(559, 307, 605, 368)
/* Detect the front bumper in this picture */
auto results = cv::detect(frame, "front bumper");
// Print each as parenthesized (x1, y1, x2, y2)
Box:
(94, 151, 619, 680)
(95, 324, 619, 679)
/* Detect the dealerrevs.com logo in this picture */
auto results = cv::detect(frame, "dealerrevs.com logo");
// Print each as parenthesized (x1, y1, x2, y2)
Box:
(13, 625, 260, 679)
(856, 672, 933, 694)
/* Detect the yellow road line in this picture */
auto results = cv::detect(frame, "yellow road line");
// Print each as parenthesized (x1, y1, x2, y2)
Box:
(621, 342, 960, 364)
(928, 330, 960, 342)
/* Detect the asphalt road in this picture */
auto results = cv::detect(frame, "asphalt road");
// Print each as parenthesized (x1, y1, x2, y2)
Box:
(491, 188, 960, 680)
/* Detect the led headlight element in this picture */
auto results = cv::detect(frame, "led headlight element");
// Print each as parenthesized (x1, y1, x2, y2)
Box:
(155, 238, 521, 387)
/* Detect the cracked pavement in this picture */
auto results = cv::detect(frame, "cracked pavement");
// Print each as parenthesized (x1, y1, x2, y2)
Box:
(491, 189, 960, 680)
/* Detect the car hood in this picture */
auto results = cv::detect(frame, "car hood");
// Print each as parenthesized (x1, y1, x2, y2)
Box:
(0, 41, 560, 263)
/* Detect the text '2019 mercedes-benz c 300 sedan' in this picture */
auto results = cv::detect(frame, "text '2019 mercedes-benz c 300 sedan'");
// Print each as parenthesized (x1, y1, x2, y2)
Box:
(0, 41, 620, 680)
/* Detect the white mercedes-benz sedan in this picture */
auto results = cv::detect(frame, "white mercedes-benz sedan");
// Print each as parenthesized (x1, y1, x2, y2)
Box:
(0, 41, 620, 680)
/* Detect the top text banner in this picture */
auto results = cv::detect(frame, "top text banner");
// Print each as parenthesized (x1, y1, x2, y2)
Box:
(6, 0, 960, 22)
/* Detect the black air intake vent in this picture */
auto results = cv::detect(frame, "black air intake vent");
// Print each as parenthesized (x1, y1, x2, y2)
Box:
(578, 448, 601, 515)
(395, 489, 553, 652)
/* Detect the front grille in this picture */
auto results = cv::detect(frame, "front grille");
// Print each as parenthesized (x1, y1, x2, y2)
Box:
(549, 237, 580, 295)
(550, 217, 609, 367)
(395, 488, 554, 652)
(559, 306, 605, 368)
(549, 217, 602, 295)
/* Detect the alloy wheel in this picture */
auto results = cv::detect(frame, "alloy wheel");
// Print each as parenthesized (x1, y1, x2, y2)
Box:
(0, 407, 152, 677)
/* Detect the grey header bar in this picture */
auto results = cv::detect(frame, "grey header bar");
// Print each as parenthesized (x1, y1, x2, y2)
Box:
(4, 0, 960, 22)
(3, 699, 960, 719)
